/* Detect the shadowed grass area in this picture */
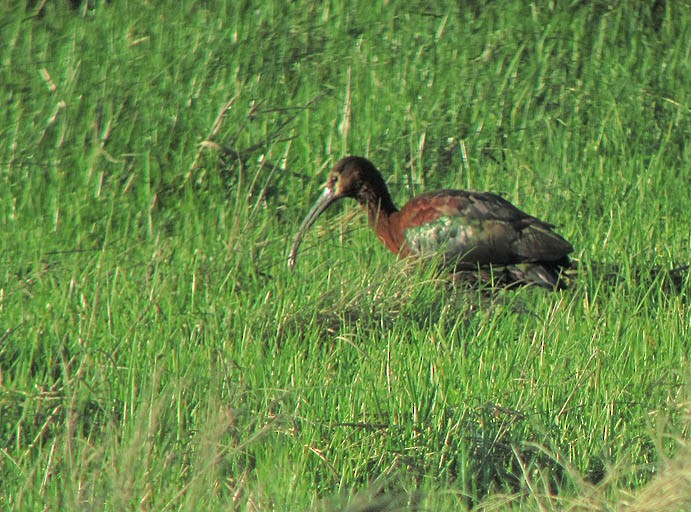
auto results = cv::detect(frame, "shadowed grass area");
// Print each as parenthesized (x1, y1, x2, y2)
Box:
(1, 1, 689, 510)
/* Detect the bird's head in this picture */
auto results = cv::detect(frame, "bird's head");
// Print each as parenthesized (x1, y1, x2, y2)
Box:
(323, 156, 385, 200)
(288, 156, 387, 270)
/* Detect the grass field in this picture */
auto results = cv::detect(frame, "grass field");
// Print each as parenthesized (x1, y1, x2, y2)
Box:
(1, 1, 690, 510)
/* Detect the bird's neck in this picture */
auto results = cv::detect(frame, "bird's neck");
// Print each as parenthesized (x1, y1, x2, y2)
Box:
(358, 186, 406, 255)
(358, 185, 398, 227)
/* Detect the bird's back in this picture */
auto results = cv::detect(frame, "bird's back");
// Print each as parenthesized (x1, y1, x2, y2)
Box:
(398, 189, 573, 287)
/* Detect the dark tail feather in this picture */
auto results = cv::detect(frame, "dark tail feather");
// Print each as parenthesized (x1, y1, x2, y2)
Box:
(506, 262, 569, 290)
(450, 261, 571, 291)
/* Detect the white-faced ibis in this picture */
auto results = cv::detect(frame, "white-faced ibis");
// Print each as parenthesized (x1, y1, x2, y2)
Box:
(289, 156, 573, 289)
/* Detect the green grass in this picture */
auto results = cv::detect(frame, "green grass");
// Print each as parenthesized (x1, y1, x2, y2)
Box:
(1, 0, 690, 510)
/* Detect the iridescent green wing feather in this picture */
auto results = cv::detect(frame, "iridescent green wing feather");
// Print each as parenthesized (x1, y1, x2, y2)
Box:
(401, 190, 572, 266)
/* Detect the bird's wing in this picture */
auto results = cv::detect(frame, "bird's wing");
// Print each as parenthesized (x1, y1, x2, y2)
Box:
(399, 190, 572, 265)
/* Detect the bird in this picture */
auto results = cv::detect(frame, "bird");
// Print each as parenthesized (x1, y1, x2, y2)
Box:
(288, 156, 574, 290)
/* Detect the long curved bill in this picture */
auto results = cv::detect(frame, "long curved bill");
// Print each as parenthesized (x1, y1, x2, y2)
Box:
(288, 186, 340, 270)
